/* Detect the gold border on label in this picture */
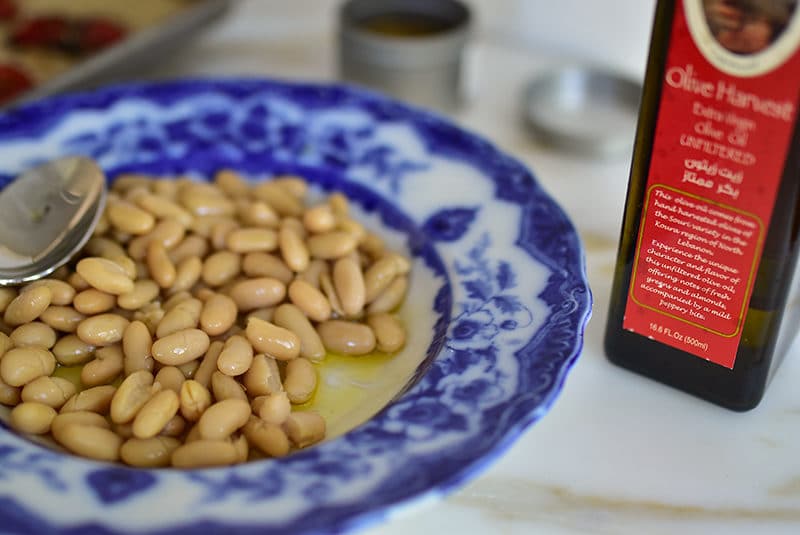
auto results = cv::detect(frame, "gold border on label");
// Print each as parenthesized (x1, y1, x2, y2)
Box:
(628, 184, 764, 338)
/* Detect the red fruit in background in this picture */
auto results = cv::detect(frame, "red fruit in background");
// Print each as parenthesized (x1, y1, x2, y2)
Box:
(9, 15, 126, 55)
(9, 16, 68, 48)
(0, 0, 17, 21)
(0, 64, 34, 104)
(79, 17, 126, 52)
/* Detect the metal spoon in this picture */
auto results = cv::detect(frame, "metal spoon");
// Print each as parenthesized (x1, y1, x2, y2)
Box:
(0, 156, 107, 286)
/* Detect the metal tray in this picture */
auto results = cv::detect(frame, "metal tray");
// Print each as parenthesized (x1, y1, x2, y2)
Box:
(3, 0, 234, 109)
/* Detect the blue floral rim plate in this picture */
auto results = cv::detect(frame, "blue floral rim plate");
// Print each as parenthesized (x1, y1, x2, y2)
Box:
(0, 78, 591, 534)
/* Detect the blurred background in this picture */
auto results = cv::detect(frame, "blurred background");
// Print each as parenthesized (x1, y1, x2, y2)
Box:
(1, 0, 657, 105)
(471, 0, 656, 75)
(146, 0, 657, 86)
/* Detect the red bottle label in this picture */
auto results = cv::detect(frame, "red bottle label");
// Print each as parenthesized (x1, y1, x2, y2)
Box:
(623, 0, 800, 369)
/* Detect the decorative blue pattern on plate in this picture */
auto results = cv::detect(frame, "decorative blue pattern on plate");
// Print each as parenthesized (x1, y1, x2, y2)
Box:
(0, 78, 591, 534)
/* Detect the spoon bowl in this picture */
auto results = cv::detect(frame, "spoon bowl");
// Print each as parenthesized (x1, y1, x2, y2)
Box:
(0, 156, 106, 286)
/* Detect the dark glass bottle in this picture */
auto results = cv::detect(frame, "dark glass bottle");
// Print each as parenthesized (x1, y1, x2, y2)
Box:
(604, 0, 800, 411)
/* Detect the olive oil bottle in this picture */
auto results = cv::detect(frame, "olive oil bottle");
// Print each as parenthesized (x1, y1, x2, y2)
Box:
(604, 0, 800, 411)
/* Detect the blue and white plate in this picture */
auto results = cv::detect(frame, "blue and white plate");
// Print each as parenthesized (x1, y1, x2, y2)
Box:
(0, 79, 591, 534)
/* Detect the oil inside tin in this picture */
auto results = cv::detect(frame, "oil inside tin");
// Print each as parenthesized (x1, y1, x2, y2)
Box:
(358, 12, 453, 37)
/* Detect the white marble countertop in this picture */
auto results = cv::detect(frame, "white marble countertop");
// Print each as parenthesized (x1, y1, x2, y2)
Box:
(145, 1, 800, 533)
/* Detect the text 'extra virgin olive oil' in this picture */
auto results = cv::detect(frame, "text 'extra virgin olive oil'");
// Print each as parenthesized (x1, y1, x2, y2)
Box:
(604, 0, 800, 411)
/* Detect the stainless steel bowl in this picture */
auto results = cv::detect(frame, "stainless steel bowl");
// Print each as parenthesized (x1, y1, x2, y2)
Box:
(523, 66, 642, 158)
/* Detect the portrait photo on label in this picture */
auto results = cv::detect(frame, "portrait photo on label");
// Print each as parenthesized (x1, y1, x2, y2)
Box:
(686, 0, 800, 75)
(704, 0, 796, 54)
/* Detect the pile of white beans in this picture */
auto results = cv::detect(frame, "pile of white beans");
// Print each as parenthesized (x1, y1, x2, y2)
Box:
(0, 170, 409, 468)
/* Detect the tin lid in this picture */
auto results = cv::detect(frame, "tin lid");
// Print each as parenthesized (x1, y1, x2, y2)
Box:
(523, 66, 642, 158)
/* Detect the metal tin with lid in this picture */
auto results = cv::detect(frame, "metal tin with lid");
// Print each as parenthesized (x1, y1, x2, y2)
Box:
(338, 0, 471, 112)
